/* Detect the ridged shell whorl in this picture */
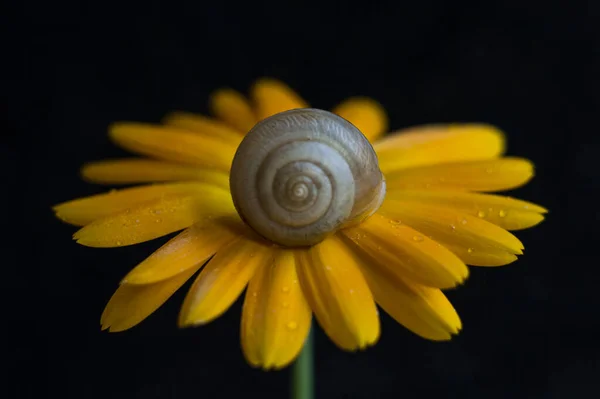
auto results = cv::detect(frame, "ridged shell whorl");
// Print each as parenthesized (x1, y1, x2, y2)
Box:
(229, 108, 386, 247)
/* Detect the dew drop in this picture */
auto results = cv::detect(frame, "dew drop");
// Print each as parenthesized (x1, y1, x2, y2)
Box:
(155, 218, 162, 223)
(282, 286, 290, 293)
(412, 235, 424, 242)
(467, 248, 474, 253)
(116, 241, 122, 246)
(499, 210, 507, 218)
(477, 210, 486, 218)
(461, 218, 468, 225)
(286, 321, 298, 330)
(450, 224, 456, 231)
(389, 219, 402, 227)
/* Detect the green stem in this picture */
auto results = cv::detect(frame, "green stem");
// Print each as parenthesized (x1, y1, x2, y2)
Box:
(292, 326, 314, 399)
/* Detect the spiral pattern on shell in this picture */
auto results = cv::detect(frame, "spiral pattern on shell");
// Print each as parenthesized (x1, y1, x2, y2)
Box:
(229, 108, 386, 247)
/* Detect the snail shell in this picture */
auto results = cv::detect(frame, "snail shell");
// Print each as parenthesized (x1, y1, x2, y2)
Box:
(229, 108, 386, 247)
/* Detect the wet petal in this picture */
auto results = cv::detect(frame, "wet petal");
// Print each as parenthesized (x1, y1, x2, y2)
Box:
(296, 236, 380, 351)
(374, 124, 505, 173)
(332, 97, 388, 143)
(100, 265, 200, 332)
(122, 216, 244, 284)
(81, 159, 229, 188)
(178, 236, 271, 326)
(53, 182, 225, 226)
(385, 158, 535, 192)
(385, 190, 546, 231)
(250, 78, 309, 120)
(109, 122, 236, 171)
(380, 200, 524, 256)
(353, 251, 461, 340)
(241, 249, 311, 370)
(209, 88, 257, 133)
(162, 111, 244, 146)
(73, 188, 235, 247)
(342, 213, 468, 289)
(441, 244, 518, 267)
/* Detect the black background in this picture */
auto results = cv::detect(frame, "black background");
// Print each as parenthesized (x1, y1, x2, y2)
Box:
(6, 0, 599, 398)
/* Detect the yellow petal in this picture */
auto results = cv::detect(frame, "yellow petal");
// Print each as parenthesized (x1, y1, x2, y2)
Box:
(100, 265, 200, 332)
(380, 200, 524, 256)
(332, 97, 388, 143)
(53, 182, 225, 226)
(250, 78, 309, 120)
(441, 244, 518, 267)
(353, 252, 461, 340)
(209, 88, 258, 133)
(109, 122, 236, 171)
(385, 158, 535, 192)
(296, 236, 380, 351)
(74, 188, 235, 247)
(178, 236, 271, 326)
(162, 111, 244, 146)
(385, 190, 546, 231)
(81, 159, 229, 188)
(342, 213, 468, 289)
(374, 124, 505, 173)
(241, 249, 312, 370)
(122, 216, 245, 284)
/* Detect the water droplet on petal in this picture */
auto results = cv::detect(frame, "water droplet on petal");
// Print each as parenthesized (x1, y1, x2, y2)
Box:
(499, 210, 507, 218)
(412, 235, 424, 242)
(477, 210, 486, 218)
(461, 218, 468, 225)
(116, 241, 122, 246)
(450, 224, 456, 231)
(286, 321, 298, 330)
(155, 218, 162, 223)
(467, 248, 474, 253)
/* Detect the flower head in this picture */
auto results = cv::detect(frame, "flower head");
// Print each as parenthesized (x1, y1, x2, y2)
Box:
(54, 78, 545, 369)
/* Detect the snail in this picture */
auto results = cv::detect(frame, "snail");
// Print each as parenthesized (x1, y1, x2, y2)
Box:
(229, 108, 386, 247)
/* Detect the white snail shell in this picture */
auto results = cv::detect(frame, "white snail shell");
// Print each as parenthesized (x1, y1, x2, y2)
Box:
(229, 108, 386, 247)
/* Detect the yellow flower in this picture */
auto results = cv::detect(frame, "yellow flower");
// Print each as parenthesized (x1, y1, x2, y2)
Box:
(53, 78, 545, 370)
